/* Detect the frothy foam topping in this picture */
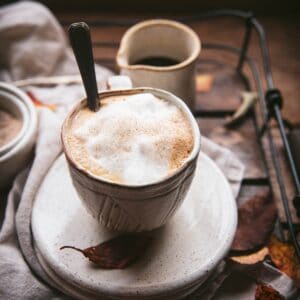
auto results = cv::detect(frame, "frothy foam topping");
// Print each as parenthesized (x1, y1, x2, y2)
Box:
(66, 93, 193, 185)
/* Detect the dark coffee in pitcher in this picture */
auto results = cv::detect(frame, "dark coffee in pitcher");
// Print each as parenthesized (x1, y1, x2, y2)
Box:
(133, 56, 179, 67)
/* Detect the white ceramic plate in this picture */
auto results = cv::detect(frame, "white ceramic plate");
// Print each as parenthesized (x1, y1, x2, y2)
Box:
(32, 153, 237, 299)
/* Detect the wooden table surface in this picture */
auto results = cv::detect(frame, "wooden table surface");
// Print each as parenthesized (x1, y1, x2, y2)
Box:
(0, 12, 299, 231)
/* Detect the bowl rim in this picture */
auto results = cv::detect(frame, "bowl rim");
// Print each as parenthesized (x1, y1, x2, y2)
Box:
(0, 82, 37, 163)
(0, 89, 29, 155)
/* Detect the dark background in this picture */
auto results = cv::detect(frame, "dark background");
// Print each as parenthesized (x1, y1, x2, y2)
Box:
(1, 0, 300, 16)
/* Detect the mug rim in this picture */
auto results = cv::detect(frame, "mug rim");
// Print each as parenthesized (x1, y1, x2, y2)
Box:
(116, 19, 201, 72)
(61, 87, 201, 190)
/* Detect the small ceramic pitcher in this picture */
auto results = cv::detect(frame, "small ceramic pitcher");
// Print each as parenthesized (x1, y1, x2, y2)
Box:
(116, 19, 201, 110)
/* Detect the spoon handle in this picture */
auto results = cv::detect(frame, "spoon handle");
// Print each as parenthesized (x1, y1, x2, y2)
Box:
(69, 22, 99, 112)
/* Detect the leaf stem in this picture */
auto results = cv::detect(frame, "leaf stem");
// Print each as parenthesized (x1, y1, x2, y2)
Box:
(60, 245, 85, 254)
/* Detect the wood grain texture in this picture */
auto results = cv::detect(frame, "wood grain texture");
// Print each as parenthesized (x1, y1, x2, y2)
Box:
(196, 62, 248, 111)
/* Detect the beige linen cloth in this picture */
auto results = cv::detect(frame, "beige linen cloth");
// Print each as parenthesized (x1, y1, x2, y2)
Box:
(0, 1, 296, 299)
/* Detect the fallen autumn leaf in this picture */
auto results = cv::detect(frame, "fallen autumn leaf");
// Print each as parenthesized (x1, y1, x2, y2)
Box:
(196, 74, 214, 92)
(60, 234, 152, 269)
(268, 235, 300, 287)
(231, 190, 277, 252)
(255, 284, 285, 300)
(230, 247, 269, 265)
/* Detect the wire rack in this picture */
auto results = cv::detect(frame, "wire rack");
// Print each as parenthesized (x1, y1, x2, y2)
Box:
(182, 10, 300, 258)
(62, 10, 300, 259)
(189, 10, 300, 259)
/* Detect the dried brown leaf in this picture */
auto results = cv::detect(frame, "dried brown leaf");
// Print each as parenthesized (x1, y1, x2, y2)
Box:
(230, 247, 269, 265)
(27, 91, 56, 111)
(60, 234, 152, 269)
(196, 74, 214, 92)
(231, 190, 277, 252)
(255, 284, 284, 300)
(224, 92, 257, 126)
(268, 235, 300, 287)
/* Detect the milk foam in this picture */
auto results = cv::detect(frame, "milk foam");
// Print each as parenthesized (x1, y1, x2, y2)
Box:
(69, 93, 193, 185)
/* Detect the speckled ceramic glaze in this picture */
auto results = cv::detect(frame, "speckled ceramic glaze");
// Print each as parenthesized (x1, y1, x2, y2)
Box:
(31, 153, 237, 300)
(116, 19, 201, 109)
(62, 87, 201, 232)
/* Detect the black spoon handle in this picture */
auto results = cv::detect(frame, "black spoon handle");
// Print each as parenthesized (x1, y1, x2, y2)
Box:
(69, 22, 99, 112)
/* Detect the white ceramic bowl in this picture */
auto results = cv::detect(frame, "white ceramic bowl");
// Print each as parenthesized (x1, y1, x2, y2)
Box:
(0, 82, 37, 189)
(0, 89, 29, 156)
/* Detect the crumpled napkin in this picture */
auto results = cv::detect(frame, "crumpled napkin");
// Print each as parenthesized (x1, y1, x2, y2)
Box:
(0, 1, 292, 300)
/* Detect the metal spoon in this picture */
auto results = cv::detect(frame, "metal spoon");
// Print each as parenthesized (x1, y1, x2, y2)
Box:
(68, 22, 99, 112)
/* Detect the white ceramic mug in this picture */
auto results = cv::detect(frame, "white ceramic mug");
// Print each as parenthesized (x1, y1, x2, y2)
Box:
(116, 19, 201, 110)
(62, 86, 201, 232)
